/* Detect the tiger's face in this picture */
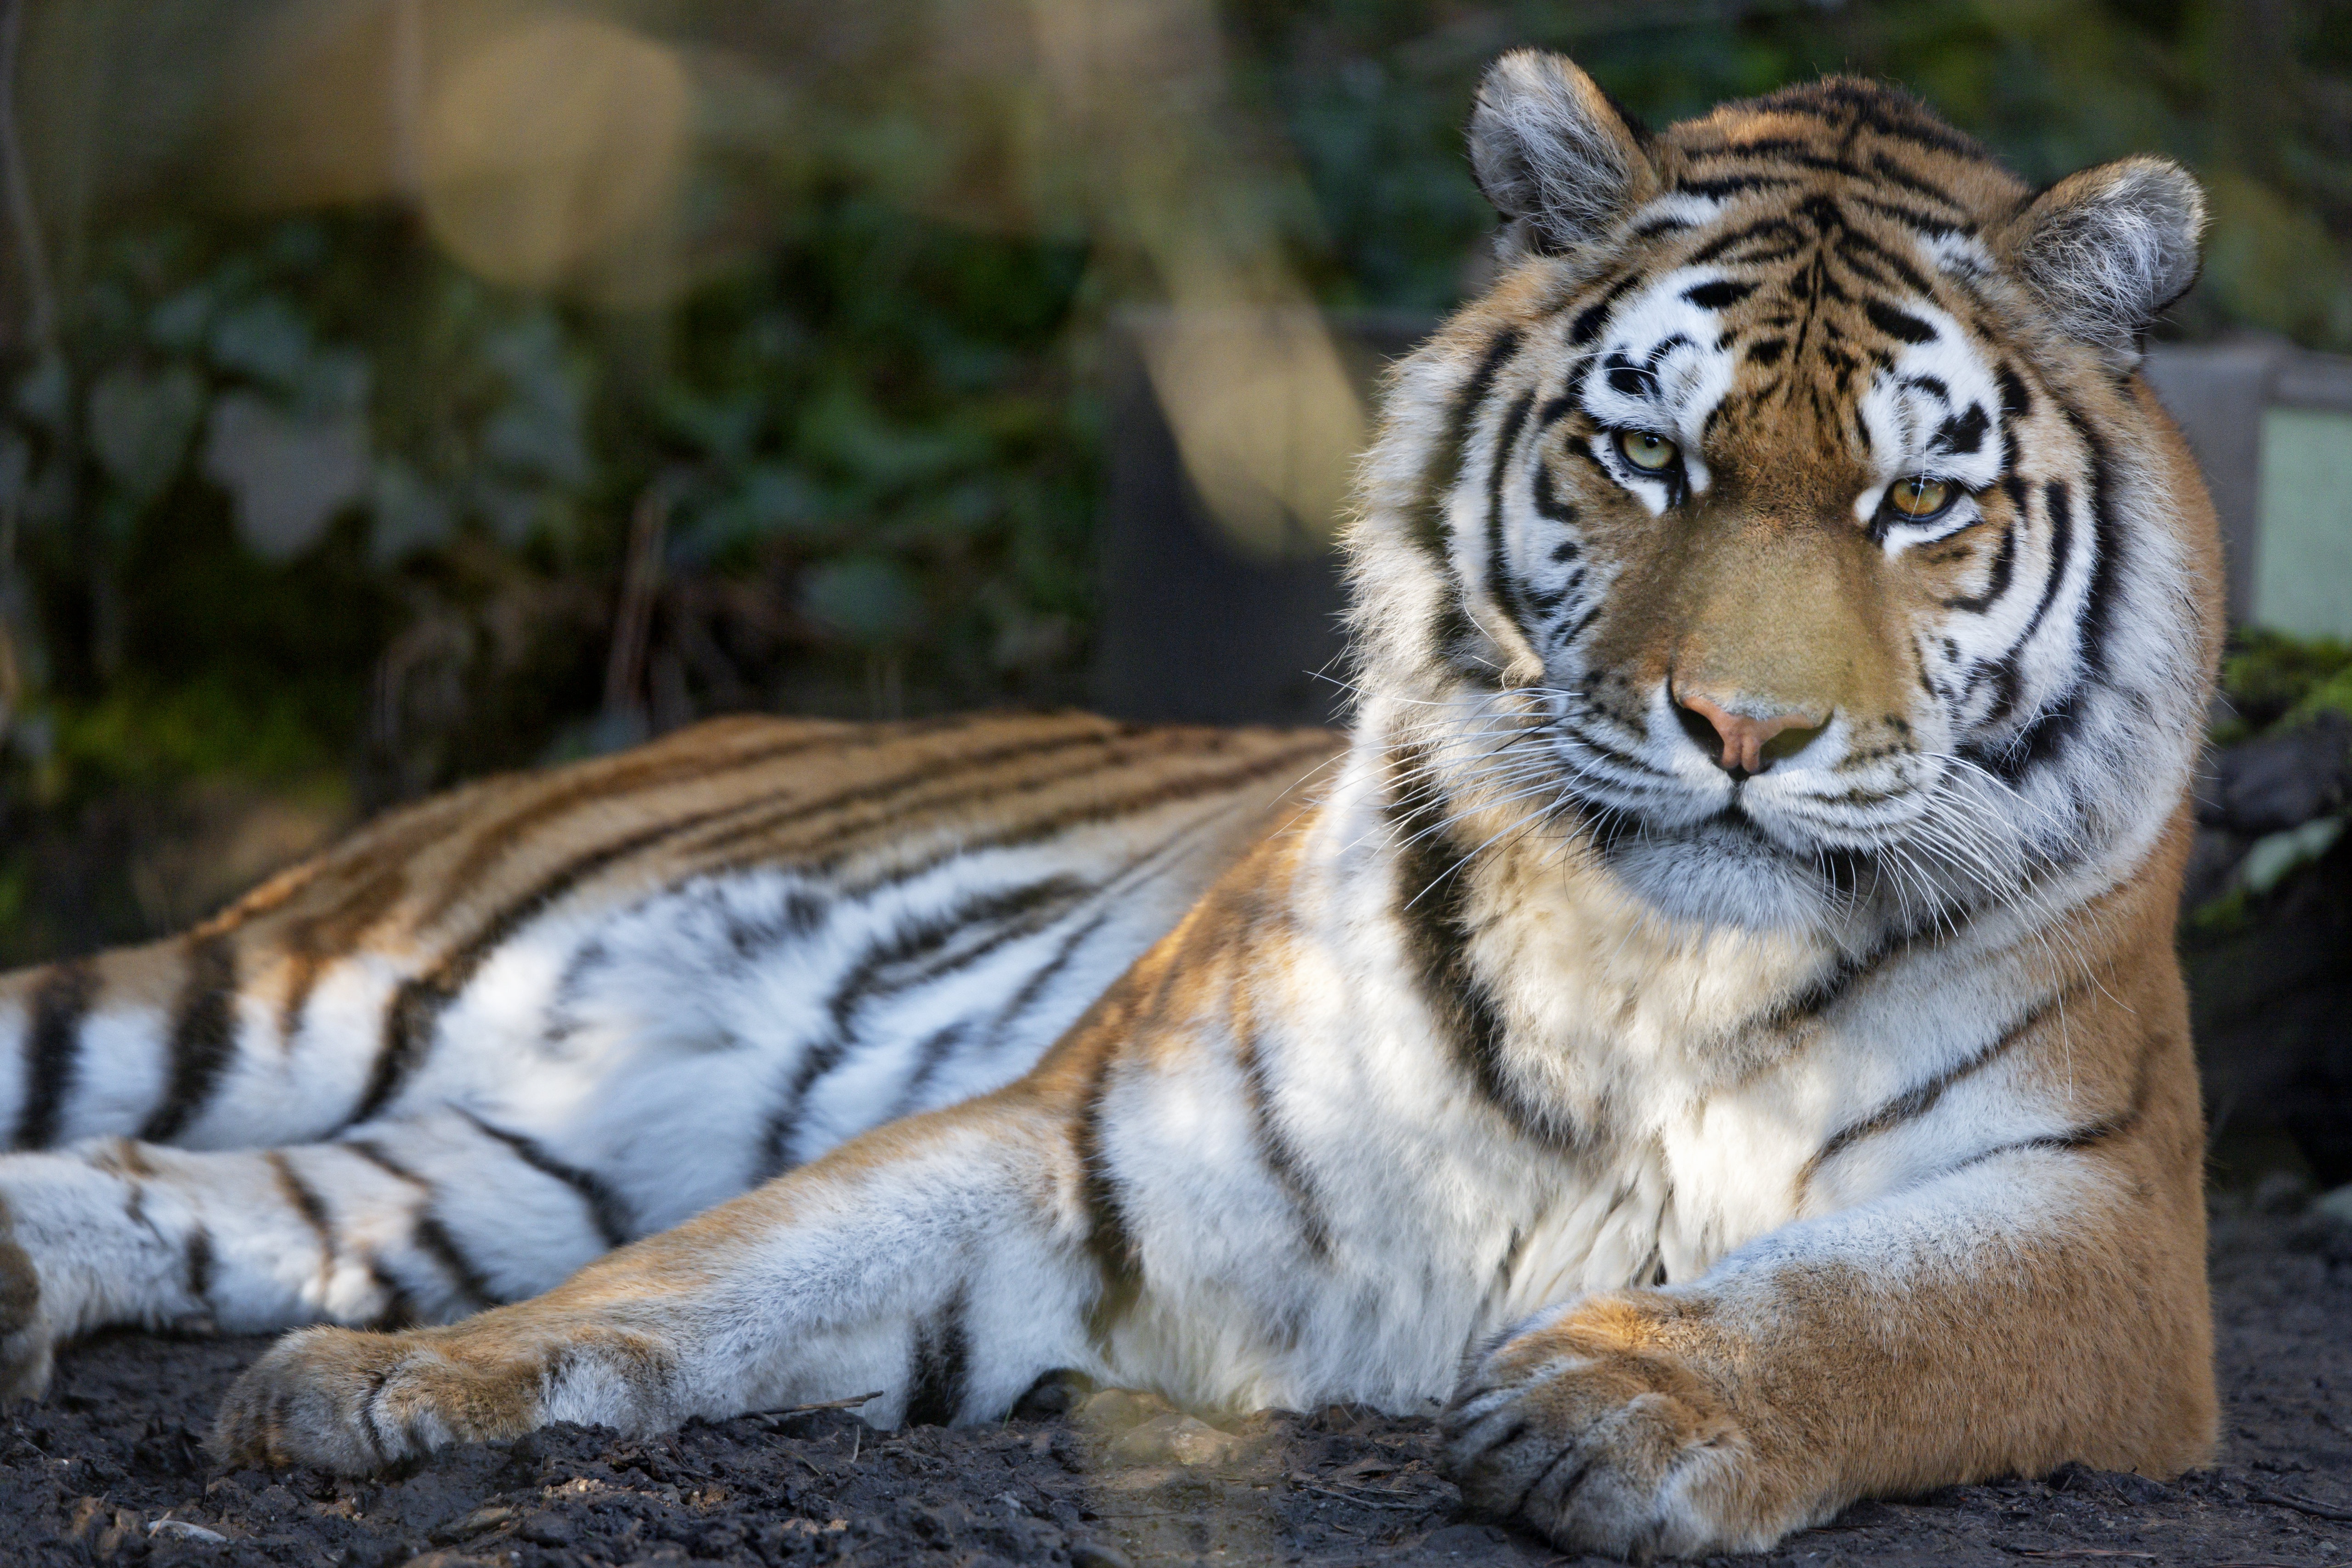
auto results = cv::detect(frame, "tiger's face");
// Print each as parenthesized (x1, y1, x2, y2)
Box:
(1351, 57, 2220, 939)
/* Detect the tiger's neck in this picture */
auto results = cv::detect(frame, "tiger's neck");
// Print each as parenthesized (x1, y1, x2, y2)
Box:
(1309, 694, 2115, 1139)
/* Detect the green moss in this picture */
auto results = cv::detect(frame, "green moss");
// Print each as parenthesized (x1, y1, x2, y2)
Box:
(2216, 628, 2352, 744)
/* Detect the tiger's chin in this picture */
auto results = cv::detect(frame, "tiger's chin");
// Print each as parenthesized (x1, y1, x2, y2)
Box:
(1592, 811, 1854, 936)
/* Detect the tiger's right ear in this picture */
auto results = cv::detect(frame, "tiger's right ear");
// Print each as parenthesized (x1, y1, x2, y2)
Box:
(1469, 51, 1658, 257)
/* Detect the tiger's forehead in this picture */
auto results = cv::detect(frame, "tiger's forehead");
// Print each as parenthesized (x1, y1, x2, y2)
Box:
(1560, 182, 2010, 513)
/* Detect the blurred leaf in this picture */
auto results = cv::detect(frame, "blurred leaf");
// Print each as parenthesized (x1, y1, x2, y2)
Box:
(200, 392, 371, 562)
(369, 459, 456, 566)
(147, 286, 215, 353)
(798, 555, 924, 644)
(88, 362, 205, 506)
(480, 315, 591, 487)
(13, 354, 72, 433)
(798, 381, 983, 491)
(207, 295, 314, 389)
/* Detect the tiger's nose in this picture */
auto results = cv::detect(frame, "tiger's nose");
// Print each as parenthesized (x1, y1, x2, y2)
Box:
(1672, 689, 1827, 776)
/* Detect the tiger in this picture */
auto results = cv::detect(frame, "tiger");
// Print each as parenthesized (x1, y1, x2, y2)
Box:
(0, 51, 2218, 1558)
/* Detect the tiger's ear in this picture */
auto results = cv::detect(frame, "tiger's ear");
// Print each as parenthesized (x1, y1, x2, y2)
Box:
(1469, 51, 1657, 257)
(2000, 156, 2206, 364)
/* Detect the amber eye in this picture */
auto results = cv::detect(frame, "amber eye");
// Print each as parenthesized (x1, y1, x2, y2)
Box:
(1616, 430, 1680, 472)
(1886, 475, 1952, 520)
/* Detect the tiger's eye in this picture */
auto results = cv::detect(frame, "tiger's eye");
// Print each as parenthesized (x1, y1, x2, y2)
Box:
(1617, 430, 1679, 472)
(1888, 476, 1951, 518)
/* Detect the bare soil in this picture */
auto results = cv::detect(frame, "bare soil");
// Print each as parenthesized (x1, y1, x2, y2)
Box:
(2, 1210, 2346, 1568)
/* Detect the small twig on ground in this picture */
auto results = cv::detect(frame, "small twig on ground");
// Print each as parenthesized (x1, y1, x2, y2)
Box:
(1295, 1483, 1426, 1512)
(746, 1391, 884, 1420)
(2247, 1487, 2352, 1524)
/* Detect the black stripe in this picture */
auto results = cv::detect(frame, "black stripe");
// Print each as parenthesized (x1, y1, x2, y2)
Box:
(367, 1258, 421, 1329)
(757, 877, 1091, 1176)
(141, 935, 240, 1143)
(339, 795, 766, 1132)
(341, 1138, 428, 1188)
(1745, 911, 1939, 1036)
(1939, 518, 2017, 613)
(904, 1284, 971, 1427)
(1833, 224, 1936, 297)
(2058, 402, 2123, 686)
(411, 1214, 499, 1308)
(457, 1109, 633, 1249)
(1235, 1023, 1331, 1262)
(1674, 172, 1799, 199)
(423, 715, 989, 923)
(1568, 272, 1641, 346)
(885, 1024, 971, 1122)
(1851, 193, 1969, 238)
(818, 739, 1339, 900)
(268, 1151, 335, 1246)
(1939, 1025, 2165, 1177)
(1681, 279, 1757, 311)
(1076, 1049, 1142, 1345)
(1409, 328, 1525, 560)
(682, 724, 1142, 864)
(1689, 216, 1808, 266)
(14, 960, 95, 1149)
(1972, 477, 2075, 753)
(1864, 300, 1937, 344)
(186, 1225, 214, 1306)
(1531, 462, 1578, 527)
(268, 1151, 338, 1299)
(1384, 748, 1581, 1152)
(1483, 388, 1538, 647)
(1799, 982, 2079, 1196)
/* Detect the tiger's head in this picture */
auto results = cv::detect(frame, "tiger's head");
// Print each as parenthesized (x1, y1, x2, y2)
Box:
(1350, 51, 2223, 940)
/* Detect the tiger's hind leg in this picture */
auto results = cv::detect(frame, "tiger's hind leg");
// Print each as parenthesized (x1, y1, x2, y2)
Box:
(0, 1109, 628, 1400)
(210, 1089, 1103, 1471)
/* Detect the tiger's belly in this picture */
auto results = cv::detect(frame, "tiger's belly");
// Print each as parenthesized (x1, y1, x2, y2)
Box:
(412, 848, 1224, 1238)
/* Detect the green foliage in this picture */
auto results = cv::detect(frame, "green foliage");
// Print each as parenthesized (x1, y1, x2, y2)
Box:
(2218, 627, 2352, 743)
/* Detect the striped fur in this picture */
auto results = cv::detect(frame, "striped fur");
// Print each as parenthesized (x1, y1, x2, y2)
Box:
(0, 713, 1337, 1393)
(21, 56, 2226, 1560)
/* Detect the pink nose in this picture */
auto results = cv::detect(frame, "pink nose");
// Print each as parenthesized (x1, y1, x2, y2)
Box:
(1673, 690, 1821, 775)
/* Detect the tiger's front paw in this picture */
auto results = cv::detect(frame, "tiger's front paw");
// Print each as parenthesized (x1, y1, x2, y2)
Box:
(209, 1325, 549, 1473)
(1442, 1294, 1796, 1560)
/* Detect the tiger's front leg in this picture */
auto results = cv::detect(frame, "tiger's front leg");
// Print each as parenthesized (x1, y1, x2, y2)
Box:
(1441, 1137, 2215, 1558)
(209, 1096, 1099, 1471)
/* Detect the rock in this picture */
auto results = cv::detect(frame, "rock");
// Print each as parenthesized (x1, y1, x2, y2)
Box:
(428, 1504, 514, 1545)
(1012, 1369, 1094, 1419)
(2315, 1182, 2352, 1225)
(1068, 1540, 1135, 1568)
(1111, 1413, 1247, 1467)
(1418, 1522, 1512, 1555)
(145, 1520, 228, 1546)
(1076, 1387, 1172, 1432)
(2200, 713, 2352, 836)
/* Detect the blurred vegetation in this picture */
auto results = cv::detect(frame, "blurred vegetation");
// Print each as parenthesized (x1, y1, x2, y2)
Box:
(0, 0, 2349, 962)
(2216, 627, 2352, 743)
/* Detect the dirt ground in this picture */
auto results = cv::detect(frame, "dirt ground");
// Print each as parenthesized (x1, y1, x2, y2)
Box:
(2, 1207, 2346, 1568)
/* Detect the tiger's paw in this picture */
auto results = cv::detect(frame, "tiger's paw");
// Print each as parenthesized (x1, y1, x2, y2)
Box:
(0, 1214, 54, 1403)
(1441, 1294, 1798, 1560)
(210, 1325, 549, 1473)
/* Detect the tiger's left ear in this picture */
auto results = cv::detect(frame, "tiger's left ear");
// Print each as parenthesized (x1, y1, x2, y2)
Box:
(1999, 156, 2206, 366)
(1469, 51, 1659, 258)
